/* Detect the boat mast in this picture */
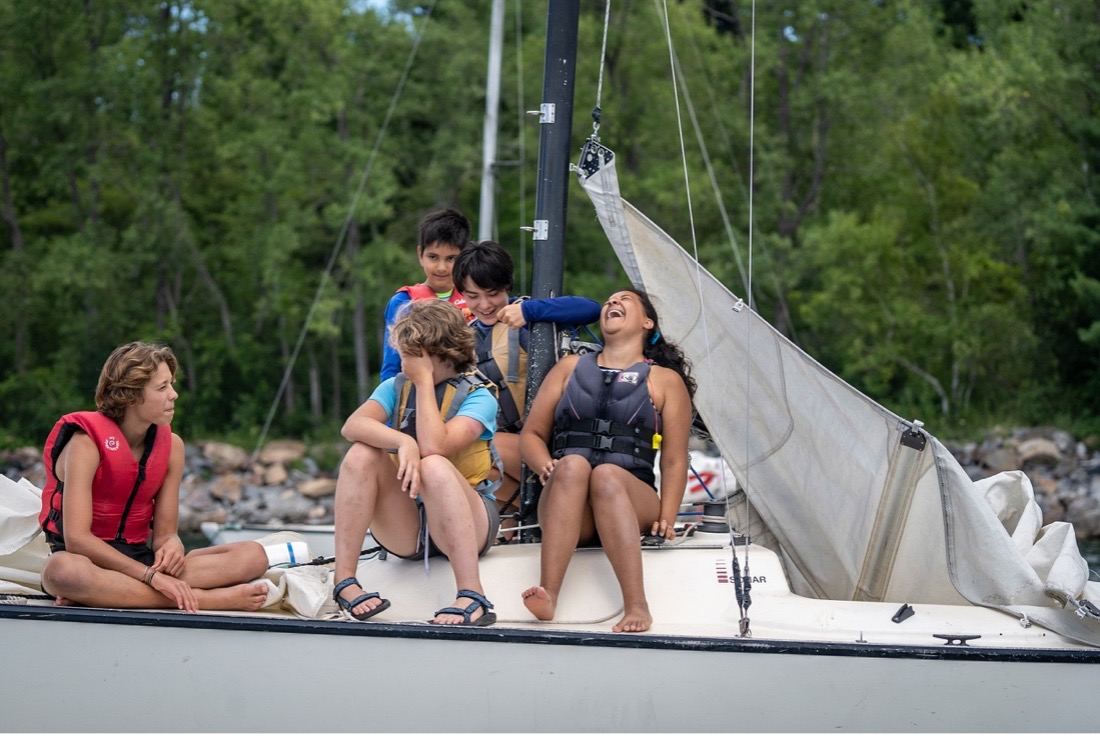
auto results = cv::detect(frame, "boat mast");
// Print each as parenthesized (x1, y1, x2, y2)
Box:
(477, 0, 506, 242)
(526, 0, 580, 397)
(518, 0, 580, 526)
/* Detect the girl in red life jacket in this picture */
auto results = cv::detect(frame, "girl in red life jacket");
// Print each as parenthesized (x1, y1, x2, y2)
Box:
(519, 289, 696, 633)
(39, 341, 270, 613)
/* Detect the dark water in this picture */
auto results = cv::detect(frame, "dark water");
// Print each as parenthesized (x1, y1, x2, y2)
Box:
(1080, 538, 1100, 571)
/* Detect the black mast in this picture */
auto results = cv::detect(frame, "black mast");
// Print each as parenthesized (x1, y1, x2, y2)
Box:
(527, 0, 580, 379)
(520, 0, 581, 525)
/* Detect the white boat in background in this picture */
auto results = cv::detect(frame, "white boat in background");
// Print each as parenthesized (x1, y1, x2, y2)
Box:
(200, 521, 345, 559)
(2, 2, 1100, 732)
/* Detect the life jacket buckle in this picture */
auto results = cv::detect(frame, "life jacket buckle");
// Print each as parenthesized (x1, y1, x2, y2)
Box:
(593, 435, 616, 451)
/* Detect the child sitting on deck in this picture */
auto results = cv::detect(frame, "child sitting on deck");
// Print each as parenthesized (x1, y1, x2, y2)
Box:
(451, 239, 600, 525)
(519, 289, 696, 633)
(38, 341, 270, 612)
(332, 299, 500, 625)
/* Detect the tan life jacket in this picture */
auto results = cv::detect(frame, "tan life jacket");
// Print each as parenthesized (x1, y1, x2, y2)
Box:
(393, 371, 503, 496)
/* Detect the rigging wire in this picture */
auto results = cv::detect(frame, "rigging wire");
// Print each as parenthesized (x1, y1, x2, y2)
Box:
(658, 0, 756, 635)
(734, 0, 759, 636)
(678, 12, 793, 314)
(665, 34, 751, 300)
(252, 0, 439, 458)
(592, 0, 613, 140)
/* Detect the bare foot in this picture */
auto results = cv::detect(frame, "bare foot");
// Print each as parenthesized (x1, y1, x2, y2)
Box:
(54, 595, 75, 607)
(521, 586, 556, 621)
(336, 581, 388, 619)
(433, 592, 493, 625)
(198, 582, 270, 612)
(612, 603, 652, 633)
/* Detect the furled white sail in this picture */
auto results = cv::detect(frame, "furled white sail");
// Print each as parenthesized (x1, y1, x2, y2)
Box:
(578, 148, 1100, 646)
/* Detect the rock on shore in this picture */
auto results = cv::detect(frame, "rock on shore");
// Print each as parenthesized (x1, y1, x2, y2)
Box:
(943, 427, 1100, 538)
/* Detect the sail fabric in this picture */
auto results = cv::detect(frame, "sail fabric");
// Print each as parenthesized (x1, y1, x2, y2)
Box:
(0, 475, 49, 596)
(578, 153, 1100, 646)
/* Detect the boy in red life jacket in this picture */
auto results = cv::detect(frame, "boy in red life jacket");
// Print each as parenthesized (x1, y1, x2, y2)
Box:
(39, 341, 271, 612)
(379, 208, 474, 380)
(451, 240, 600, 529)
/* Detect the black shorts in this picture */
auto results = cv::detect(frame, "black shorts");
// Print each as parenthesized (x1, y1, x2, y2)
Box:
(380, 493, 501, 561)
(45, 531, 156, 566)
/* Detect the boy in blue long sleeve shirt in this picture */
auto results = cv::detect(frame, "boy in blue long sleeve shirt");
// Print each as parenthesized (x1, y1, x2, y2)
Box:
(451, 240, 600, 525)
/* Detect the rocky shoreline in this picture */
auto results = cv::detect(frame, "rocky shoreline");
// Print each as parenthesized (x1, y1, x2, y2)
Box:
(4, 426, 1099, 539)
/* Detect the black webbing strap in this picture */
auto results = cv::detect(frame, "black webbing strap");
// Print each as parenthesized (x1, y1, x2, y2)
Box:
(556, 416, 654, 445)
(552, 433, 656, 459)
(115, 423, 158, 543)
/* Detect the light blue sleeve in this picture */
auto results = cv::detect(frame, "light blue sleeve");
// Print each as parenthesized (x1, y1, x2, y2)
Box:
(455, 385, 499, 440)
(366, 377, 399, 425)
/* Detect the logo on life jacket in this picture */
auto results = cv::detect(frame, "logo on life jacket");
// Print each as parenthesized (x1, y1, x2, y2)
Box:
(104, 436, 120, 452)
(618, 372, 641, 385)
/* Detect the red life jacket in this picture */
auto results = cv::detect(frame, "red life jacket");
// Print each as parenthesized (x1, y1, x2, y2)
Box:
(39, 411, 172, 545)
(397, 283, 474, 323)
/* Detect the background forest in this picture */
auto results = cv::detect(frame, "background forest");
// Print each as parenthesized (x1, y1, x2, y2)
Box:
(1, 0, 1098, 449)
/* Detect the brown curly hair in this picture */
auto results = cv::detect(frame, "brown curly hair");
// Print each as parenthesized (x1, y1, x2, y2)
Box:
(95, 342, 178, 420)
(388, 299, 475, 372)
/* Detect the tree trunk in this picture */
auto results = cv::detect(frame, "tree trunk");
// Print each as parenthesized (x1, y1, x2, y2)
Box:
(308, 343, 322, 422)
(330, 336, 342, 423)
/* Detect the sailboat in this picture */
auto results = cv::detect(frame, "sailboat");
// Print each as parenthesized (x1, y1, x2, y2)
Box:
(2, 2, 1099, 732)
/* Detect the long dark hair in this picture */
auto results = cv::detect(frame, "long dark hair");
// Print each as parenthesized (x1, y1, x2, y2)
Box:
(628, 288, 697, 400)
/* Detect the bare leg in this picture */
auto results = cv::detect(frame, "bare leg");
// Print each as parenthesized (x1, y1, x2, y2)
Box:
(181, 541, 268, 589)
(332, 443, 417, 618)
(521, 455, 595, 621)
(588, 465, 661, 633)
(41, 552, 269, 611)
(418, 455, 492, 624)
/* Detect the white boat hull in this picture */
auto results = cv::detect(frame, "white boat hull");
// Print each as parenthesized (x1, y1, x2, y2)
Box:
(1, 607, 1096, 732)
(3, 535, 1098, 732)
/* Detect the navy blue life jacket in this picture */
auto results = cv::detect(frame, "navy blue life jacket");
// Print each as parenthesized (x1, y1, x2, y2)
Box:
(551, 353, 659, 482)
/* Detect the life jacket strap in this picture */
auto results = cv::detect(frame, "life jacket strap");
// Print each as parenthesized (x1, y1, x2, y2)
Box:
(556, 416, 654, 444)
(553, 433, 656, 459)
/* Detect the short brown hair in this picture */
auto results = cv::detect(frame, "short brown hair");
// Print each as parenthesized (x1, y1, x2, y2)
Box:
(388, 300, 474, 372)
(95, 342, 178, 420)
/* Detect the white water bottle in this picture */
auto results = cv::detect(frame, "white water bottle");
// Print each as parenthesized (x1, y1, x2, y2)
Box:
(263, 540, 310, 567)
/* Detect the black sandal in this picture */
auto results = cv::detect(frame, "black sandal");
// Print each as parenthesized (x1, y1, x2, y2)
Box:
(431, 589, 497, 626)
(333, 576, 390, 621)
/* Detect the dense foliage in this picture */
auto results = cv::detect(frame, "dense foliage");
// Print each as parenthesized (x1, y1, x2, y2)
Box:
(1, 0, 1097, 447)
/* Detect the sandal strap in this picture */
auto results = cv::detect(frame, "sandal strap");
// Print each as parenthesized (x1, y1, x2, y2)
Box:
(345, 591, 383, 610)
(433, 606, 471, 621)
(434, 590, 495, 622)
(332, 576, 360, 598)
(455, 589, 494, 613)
